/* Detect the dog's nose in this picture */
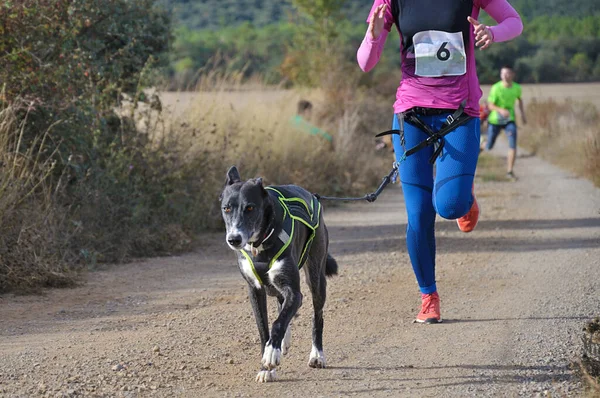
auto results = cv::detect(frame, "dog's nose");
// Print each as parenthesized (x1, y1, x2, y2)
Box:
(227, 234, 243, 248)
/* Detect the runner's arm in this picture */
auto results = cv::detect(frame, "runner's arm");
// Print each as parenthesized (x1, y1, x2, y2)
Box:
(357, 30, 390, 72)
(483, 0, 523, 42)
(517, 98, 527, 124)
(357, 0, 393, 72)
(487, 101, 510, 117)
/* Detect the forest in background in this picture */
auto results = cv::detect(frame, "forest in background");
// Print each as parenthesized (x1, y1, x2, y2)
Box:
(164, 0, 600, 86)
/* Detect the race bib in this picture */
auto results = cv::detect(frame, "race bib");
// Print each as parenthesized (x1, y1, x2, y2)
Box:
(413, 30, 467, 77)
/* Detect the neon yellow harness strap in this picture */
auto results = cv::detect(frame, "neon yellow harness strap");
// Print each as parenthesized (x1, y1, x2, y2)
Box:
(240, 249, 264, 285)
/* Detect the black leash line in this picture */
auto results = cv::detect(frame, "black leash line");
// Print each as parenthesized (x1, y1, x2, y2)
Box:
(314, 162, 400, 203)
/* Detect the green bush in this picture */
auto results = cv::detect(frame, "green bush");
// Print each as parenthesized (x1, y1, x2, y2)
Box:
(0, 0, 180, 292)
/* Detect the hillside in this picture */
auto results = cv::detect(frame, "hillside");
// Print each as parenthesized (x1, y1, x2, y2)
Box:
(164, 0, 599, 30)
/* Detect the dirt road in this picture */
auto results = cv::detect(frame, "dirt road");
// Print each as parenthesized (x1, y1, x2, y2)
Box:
(1, 142, 599, 397)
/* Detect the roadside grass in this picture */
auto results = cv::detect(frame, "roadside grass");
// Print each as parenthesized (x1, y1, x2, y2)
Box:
(575, 359, 600, 397)
(574, 318, 600, 397)
(521, 99, 600, 187)
(0, 103, 77, 293)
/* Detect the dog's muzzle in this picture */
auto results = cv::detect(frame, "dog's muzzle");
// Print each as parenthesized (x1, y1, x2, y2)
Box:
(227, 234, 244, 249)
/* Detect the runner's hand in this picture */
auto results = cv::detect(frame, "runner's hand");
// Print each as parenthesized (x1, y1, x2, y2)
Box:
(499, 109, 510, 118)
(368, 4, 387, 41)
(468, 16, 493, 50)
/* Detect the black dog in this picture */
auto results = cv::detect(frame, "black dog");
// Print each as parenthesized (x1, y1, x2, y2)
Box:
(220, 166, 338, 382)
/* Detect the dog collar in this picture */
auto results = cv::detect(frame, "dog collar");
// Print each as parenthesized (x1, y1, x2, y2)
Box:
(262, 228, 275, 243)
(249, 228, 275, 256)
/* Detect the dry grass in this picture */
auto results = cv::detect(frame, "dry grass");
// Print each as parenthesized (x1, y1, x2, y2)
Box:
(519, 98, 600, 186)
(160, 70, 390, 215)
(0, 103, 77, 293)
(575, 316, 600, 398)
(572, 359, 600, 397)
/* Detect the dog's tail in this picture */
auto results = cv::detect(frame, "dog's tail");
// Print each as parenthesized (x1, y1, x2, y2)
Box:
(325, 254, 338, 277)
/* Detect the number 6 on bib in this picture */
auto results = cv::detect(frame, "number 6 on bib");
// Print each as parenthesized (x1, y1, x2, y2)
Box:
(413, 30, 467, 77)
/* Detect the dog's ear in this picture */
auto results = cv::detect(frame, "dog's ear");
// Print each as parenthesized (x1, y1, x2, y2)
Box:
(225, 166, 241, 185)
(254, 178, 268, 196)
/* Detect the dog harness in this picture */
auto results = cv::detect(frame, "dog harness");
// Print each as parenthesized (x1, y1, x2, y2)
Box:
(240, 186, 322, 286)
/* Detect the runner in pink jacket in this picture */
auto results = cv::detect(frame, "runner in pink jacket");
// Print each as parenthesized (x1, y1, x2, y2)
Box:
(358, 0, 522, 324)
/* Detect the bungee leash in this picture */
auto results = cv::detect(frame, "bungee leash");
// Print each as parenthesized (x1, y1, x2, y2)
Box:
(313, 162, 400, 203)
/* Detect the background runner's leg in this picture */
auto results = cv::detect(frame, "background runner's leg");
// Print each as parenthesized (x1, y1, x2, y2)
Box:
(485, 123, 502, 151)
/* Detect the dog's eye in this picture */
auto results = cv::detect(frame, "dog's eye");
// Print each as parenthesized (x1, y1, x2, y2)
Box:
(245, 205, 254, 212)
(223, 206, 232, 213)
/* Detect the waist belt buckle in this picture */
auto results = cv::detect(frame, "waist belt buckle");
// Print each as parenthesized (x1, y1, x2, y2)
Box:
(446, 114, 455, 125)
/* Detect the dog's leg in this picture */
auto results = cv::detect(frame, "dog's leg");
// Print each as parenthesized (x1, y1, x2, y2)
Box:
(306, 265, 327, 368)
(277, 298, 292, 356)
(248, 285, 269, 352)
(262, 260, 302, 372)
(248, 286, 278, 383)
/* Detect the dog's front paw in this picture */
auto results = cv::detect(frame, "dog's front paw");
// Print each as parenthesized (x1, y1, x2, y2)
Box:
(261, 343, 281, 370)
(308, 345, 326, 368)
(282, 323, 292, 356)
(255, 369, 277, 383)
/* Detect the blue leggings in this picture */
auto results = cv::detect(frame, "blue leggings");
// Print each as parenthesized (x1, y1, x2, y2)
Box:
(392, 114, 480, 294)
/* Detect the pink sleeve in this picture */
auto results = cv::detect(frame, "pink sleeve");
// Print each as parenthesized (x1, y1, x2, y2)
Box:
(482, 0, 523, 42)
(357, 30, 390, 72)
(357, 0, 394, 72)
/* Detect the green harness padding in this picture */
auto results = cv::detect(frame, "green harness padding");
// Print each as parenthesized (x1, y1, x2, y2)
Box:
(240, 186, 322, 286)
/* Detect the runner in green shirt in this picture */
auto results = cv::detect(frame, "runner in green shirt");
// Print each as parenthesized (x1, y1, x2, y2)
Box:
(291, 100, 333, 143)
(484, 66, 527, 180)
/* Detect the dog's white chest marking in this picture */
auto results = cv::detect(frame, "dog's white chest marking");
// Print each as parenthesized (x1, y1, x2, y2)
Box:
(240, 257, 262, 289)
(267, 260, 285, 283)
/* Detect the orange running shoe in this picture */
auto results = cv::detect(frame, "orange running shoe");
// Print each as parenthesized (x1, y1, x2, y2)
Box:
(456, 188, 479, 233)
(415, 292, 442, 324)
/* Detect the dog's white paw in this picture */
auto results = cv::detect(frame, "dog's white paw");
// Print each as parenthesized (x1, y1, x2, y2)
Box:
(282, 323, 292, 356)
(261, 343, 281, 370)
(308, 345, 326, 368)
(255, 369, 277, 383)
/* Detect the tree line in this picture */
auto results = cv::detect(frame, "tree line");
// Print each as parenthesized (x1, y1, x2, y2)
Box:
(169, 13, 600, 86)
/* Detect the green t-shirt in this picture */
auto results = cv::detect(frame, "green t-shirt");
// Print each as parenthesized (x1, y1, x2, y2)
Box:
(290, 115, 333, 142)
(487, 81, 522, 125)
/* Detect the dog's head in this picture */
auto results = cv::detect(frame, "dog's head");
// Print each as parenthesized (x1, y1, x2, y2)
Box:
(220, 166, 270, 251)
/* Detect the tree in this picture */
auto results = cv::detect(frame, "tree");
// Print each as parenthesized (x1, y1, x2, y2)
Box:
(570, 53, 593, 82)
(0, 0, 171, 111)
(281, 0, 347, 86)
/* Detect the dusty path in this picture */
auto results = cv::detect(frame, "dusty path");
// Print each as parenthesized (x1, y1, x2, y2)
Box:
(1, 143, 599, 398)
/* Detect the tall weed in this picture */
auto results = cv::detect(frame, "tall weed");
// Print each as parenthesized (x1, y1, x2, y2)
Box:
(0, 103, 76, 292)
